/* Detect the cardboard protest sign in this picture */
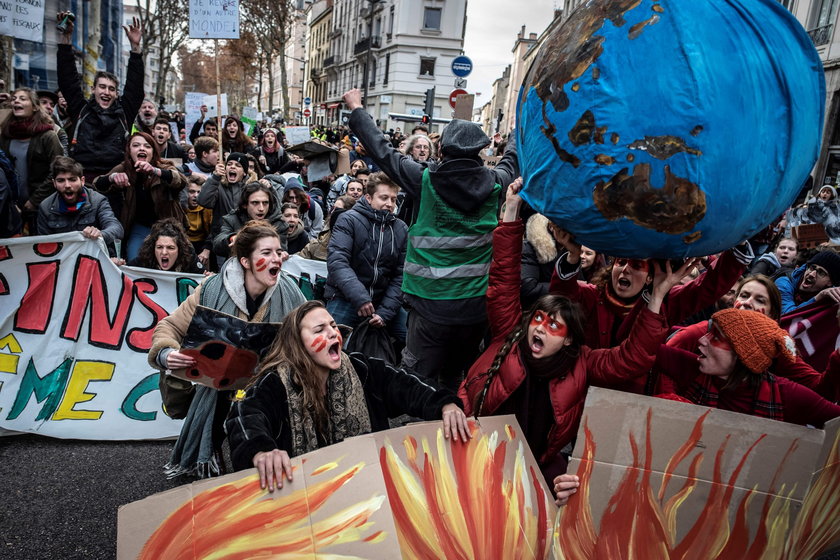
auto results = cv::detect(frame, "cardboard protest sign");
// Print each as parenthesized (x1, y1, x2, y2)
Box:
(555, 387, 840, 559)
(780, 300, 840, 372)
(0, 234, 333, 440)
(202, 94, 229, 119)
(184, 91, 207, 142)
(117, 416, 556, 559)
(175, 306, 278, 391)
(189, 0, 239, 39)
(241, 106, 257, 135)
(284, 125, 312, 146)
(0, 0, 45, 42)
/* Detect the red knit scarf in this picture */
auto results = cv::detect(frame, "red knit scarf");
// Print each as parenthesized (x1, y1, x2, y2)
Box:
(603, 283, 639, 318)
(683, 373, 784, 421)
(5, 118, 54, 139)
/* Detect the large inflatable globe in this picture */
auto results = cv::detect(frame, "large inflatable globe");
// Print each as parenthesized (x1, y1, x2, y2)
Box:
(517, 0, 825, 257)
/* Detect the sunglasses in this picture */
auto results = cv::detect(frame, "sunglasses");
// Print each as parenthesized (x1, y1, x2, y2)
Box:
(614, 258, 648, 271)
(703, 320, 733, 350)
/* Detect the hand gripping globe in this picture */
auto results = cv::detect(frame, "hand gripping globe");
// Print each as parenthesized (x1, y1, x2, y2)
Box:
(517, 0, 825, 257)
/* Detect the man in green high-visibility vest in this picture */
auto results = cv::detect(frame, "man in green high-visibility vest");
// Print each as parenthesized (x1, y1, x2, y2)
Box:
(343, 89, 519, 391)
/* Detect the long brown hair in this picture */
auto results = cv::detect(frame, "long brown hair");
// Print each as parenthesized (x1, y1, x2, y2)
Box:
(135, 218, 196, 272)
(472, 294, 585, 415)
(0, 88, 54, 136)
(735, 274, 782, 321)
(122, 131, 173, 182)
(256, 300, 332, 434)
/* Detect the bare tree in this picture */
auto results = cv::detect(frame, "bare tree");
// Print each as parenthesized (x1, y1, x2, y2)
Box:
(134, 0, 189, 103)
(242, 0, 298, 121)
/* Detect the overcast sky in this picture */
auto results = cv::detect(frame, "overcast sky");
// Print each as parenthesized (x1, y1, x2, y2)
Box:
(462, 0, 560, 107)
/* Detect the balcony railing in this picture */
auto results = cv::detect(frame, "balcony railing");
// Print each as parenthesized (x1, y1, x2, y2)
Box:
(323, 55, 336, 67)
(809, 24, 833, 46)
(354, 35, 381, 55)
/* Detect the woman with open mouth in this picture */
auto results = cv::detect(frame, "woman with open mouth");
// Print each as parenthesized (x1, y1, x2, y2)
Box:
(93, 131, 185, 260)
(0, 87, 63, 233)
(226, 300, 471, 492)
(459, 178, 696, 506)
(149, 220, 306, 478)
(665, 274, 840, 401)
(655, 308, 840, 427)
(126, 217, 204, 273)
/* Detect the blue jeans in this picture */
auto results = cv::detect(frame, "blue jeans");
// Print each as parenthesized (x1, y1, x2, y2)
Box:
(326, 296, 407, 343)
(126, 224, 151, 260)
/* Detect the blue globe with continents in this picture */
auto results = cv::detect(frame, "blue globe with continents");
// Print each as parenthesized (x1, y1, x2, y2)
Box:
(517, 0, 825, 258)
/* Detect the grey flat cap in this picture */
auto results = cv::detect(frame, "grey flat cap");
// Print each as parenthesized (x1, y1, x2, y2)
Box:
(440, 119, 491, 157)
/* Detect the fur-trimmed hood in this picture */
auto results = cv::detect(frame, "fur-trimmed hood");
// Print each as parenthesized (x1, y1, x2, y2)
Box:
(525, 213, 559, 264)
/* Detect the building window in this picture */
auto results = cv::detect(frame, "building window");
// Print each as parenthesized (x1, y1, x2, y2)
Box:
(388, 5, 395, 36)
(384, 53, 390, 85)
(423, 7, 442, 30)
(419, 57, 435, 76)
(369, 58, 377, 87)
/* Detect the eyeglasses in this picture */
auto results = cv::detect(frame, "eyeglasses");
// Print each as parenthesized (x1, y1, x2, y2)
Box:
(703, 320, 733, 350)
(530, 310, 568, 337)
(614, 258, 648, 271)
(806, 264, 830, 279)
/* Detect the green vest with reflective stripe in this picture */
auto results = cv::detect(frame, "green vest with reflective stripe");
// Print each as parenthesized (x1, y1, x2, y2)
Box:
(402, 169, 501, 300)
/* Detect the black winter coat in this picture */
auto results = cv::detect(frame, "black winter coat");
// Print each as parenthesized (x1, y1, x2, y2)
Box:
(57, 45, 145, 175)
(325, 197, 408, 322)
(225, 353, 461, 471)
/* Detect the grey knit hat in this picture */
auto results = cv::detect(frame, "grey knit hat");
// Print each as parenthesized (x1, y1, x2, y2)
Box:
(439, 119, 491, 157)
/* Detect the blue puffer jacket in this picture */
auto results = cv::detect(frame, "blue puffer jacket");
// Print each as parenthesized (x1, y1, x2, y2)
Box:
(325, 197, 408, 322)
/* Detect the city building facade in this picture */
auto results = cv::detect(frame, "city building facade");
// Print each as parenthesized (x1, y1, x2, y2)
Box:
(307, 0, 468, 132)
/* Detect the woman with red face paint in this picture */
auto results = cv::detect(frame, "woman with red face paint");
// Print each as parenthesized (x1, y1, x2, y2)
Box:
(149, 220, 306, 478)
(665, 274, 840, 400)
(548, 220, 752, 363)
(225, 300, 471, 492)
(655, 308, 840, 425)
(459, 178, 697, 498)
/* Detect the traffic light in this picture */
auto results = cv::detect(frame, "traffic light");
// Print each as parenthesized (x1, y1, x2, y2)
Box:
(421, 115, 430, 125)
(424, 87, 435, 118)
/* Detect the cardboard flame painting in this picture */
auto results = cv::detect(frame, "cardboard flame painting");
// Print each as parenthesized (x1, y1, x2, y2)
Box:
(117, 416, 556, 559)
(554, 388, 840, 560)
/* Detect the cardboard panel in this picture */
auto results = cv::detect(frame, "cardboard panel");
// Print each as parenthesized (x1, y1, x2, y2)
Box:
(118, 416, 554, 559)
(555, 388, 840, 560)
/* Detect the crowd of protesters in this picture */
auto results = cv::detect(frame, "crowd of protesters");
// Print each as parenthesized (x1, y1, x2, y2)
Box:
(2, 14, 840, 509)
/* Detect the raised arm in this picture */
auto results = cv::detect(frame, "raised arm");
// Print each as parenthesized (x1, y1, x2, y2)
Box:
(344, 89, 425, 198)
(486, 178, 526, 339)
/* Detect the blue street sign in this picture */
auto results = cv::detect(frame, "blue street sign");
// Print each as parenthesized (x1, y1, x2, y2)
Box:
(304, 97, 312, 105)
(451, 56, 473, 78)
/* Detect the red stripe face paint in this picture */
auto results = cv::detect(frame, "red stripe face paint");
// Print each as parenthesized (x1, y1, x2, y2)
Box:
(530, 310, 568, 338)
(310, 335, 328, 352)
(255, 257, 267, 272)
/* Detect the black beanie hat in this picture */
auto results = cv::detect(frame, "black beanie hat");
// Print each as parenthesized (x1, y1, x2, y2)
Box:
(807, 250, 840, 286)
(226, 152, 250, 172)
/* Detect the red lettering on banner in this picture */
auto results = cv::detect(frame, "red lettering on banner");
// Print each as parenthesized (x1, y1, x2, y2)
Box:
(0, 245, 11, 260)
(34, 242, 62, 257)
(127, 279, 168, 352)
(61, 255, 134, 350)
(14, 261, 60, 334)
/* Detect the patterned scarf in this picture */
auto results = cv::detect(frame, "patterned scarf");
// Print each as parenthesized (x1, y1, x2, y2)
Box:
(683, 372, 784, 421)
(603, 282, 641, 318)
(276, 352, 372, 457)
(57, 188, 88, 214)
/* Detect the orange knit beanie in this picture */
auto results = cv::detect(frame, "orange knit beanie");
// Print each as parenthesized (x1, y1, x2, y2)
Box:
(710, 308, 796, 373)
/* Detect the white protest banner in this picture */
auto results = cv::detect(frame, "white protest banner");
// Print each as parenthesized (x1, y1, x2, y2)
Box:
(0, 235, 330, 440)
(0, 233, 197, 439)
(284, 126, 312, 146)
(184, 91, 207, 142)
(241, 106, 257, 136)
(203, 93, 229, 119)
(189, 0, 239, 39)
(0, 0, 45, 41)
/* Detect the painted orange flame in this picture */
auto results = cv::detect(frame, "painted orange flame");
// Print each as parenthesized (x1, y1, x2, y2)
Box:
(553, 408, 828, 560)
(139, 462, 386, 559)
(380, 421, 555, 560)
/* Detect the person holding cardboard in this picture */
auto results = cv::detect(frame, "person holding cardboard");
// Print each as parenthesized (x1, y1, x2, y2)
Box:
(149, 220, 306, 478)
(459, 179, 696, 488)
(225, 300, 470, 492)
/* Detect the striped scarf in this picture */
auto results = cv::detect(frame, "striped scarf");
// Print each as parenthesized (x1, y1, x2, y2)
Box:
(683, 373, 784, 421)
